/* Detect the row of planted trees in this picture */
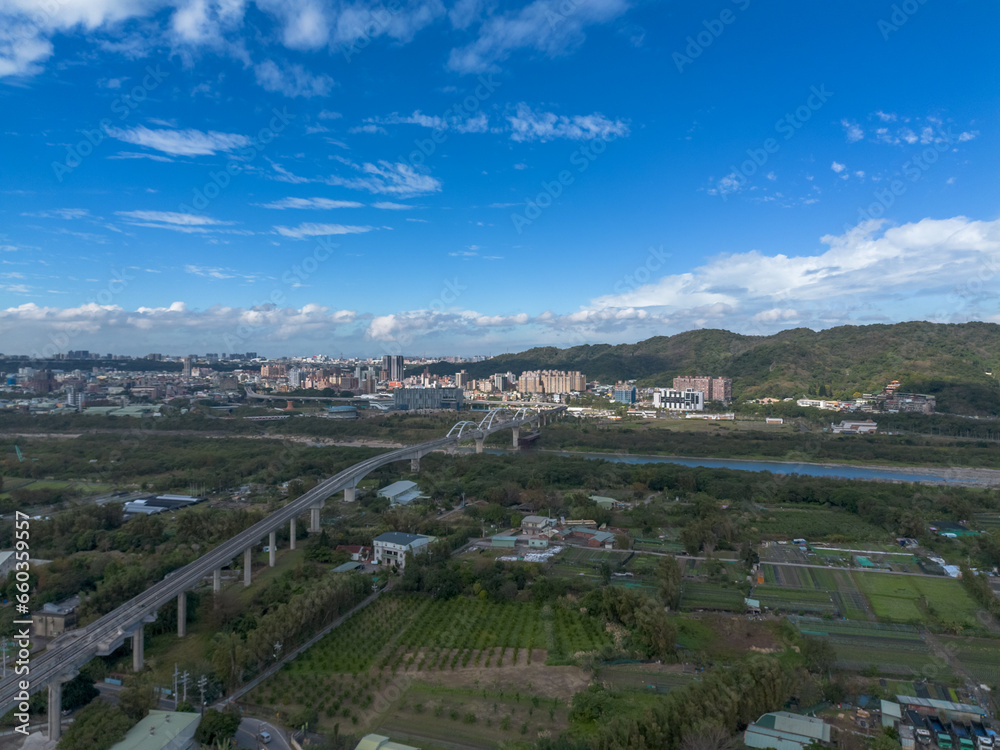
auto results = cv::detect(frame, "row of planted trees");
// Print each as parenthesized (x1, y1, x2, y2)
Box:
(209, 572, 370, 690)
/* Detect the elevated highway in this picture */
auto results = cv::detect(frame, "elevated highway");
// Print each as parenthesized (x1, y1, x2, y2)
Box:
(0, 406, 564, 739)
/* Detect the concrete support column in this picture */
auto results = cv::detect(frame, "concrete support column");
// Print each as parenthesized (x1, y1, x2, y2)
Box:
(344, 486, 356, 503)
(475, 438, 484, 454)
(290, 518, 296, 549)
(177, 591, 187, 637)
(48, 682, 63, 741)
(269, 531, 276, 567)
(244, 547, 252, 587)
(310, 506, 320, 532)
(512, 427, 519, 447)
(410, 457, 420, 473)
(132, 625, 144, 671)
(213, 568, 221, 593)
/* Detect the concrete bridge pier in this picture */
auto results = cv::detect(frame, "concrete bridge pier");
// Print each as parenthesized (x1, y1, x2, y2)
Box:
(310, 506, 321, 532)
(177, 591, 187, 637)
(475, 438, 484, 454)
(344, 486, 356, 503)
(132, 625, 144, 671)
(244, 548, 252, 586)
(269, 531, 276, 567)
(213, 568, 221, 593)
(289, 518, 296, 550)
(410, 456, 420, 473)
(47, 681, 62, 740)
(512, 427, 519, 447)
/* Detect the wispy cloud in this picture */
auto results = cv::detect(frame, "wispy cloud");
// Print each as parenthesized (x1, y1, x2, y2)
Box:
(254, 60, 334, 98)
(256, 197, 364, 210)
(447, 0, 630, 74)
(506, 103, 629, 142)
(326, 160, 442, 197)
(107, 125, 251, 156)
(273, 222, 373, 239)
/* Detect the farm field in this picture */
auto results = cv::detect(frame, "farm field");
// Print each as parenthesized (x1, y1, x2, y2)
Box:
(679, 582, 745, 612)
(854, 572, 983, 630)
(750, 508, 888, 541)
(759, 564, 871, 619)
(790, 618, 944, 677)
(753, 586, 837, 616)
(247, 592, 610, 736)
(940, 637, 1000, 690)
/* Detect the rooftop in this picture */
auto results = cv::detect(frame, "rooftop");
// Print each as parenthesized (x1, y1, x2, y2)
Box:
(374, 532, 430, 546)
(108, 711, 201, 750)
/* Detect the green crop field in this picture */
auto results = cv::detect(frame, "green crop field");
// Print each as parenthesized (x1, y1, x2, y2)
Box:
(753, 586, 837, 615)
(791, 618, 943, 677)
(749, 509, 888, 541)
(679, 582, 745, 612)
(854, 573, 983, 629)
(941, 637, 1000, 689)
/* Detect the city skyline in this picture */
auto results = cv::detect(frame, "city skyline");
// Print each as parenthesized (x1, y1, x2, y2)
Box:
(1, 0, 998, 357)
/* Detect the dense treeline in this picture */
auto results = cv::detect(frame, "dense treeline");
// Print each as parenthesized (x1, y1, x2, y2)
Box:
(527, 421, 1000, 467)
(566, 655, 804, 749)
(207, 570, 369, 689)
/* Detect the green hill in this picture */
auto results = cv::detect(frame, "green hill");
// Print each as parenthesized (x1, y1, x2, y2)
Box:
(414, 322, 1000, 415)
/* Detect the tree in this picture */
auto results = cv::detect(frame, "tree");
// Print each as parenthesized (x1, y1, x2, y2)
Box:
(657, 555, 683, 610)
(117, 673, 157, 721)
(679, 723, 741, 750)
(195, 709, 241, 746)
(599, 560, 612, 586)
(57, 701, 131, 750)
(62, 675, 99, 711)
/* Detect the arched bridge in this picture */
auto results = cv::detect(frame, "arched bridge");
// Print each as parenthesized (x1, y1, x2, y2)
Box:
(0, 406, 564, 739)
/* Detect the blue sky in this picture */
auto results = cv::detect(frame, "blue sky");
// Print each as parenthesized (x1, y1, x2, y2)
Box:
(1, 0, 998, 358)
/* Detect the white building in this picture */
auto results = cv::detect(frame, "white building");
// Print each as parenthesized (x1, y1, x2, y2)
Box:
(652, 388, 704, 411)
(831, 419, 877, 434)
(373, 532, 435, 570)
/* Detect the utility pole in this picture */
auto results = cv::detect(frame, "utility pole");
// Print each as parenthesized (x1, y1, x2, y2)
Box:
(197, 675, 208, 715)
(181, 670, 190, 703)
(173, 664, 180, 710)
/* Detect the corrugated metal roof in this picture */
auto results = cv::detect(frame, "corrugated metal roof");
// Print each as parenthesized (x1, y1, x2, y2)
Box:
(374, 531, 428, 546)
(896, 695, 983, 714)
(744, 726, 813, 750)
(377, 480, 418, 498)
(108, 711, 201, 750)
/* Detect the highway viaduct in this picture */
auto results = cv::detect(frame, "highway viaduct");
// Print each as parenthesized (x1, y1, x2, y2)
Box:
(0, 406, 564, 740)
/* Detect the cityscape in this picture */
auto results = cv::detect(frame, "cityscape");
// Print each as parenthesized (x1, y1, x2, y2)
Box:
(1, 2, 999, 750)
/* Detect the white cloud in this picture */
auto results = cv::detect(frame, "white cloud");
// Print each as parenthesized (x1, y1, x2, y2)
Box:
(830, 161, 846, 173)
(841, 119, 864, 143)
(368, 110, 491, 134)
(273, 222, 373, 238)
(22, 208, 91, 220)
(116, 210, 232, 226)
(587, 216, 1000, 334)
(372, 201, 413, 210)
(107, 125, 251, 156)
(506, 103, 629, 142)
(447, 0, 630, 74)
(254, 59, 334, 98)
(257, 197, 363, 210)
(326, 160, 442, 197)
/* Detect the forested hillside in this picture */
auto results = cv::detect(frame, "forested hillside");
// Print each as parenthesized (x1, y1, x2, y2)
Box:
(416, 322, 1000, 415)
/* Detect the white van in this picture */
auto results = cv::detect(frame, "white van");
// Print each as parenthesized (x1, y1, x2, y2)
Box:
(259, 731, 272, 744)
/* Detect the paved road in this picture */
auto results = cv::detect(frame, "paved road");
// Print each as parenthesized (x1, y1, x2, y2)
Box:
(236, 718, 290, 750)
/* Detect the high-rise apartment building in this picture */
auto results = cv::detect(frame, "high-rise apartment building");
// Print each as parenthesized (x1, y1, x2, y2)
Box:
(381, 355, 405, 381)
(518, 370, 586, 394)
(672, 376, 732, 403)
